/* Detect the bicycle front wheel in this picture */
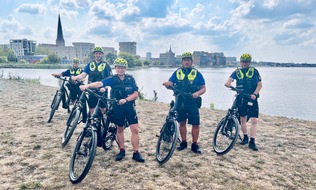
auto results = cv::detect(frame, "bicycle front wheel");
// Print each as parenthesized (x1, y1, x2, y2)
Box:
(62, 107, 81, 147)
(47, 92, 61, 123)
(213, 116, 239, 155)
(69, 126, 97, 184)
(156, 120, 179, 164)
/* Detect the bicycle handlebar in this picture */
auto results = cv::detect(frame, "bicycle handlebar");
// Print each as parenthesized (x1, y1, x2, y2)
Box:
(229, 86, 251, 97)
(163, 84, 192, 97)
(85, 88, 119, 103)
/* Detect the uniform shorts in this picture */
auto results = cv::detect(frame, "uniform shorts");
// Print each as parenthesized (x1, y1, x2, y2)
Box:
(177, 101, 200, 126)
(113, 102, 138, 126)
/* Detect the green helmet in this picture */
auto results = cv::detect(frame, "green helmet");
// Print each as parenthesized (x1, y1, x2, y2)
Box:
(93, 46, 104, 54)
(240, 53, 252, 62)
(72, 58, 80, 63)
(114, 58, 128, 68)
(181, 52, 193, 60)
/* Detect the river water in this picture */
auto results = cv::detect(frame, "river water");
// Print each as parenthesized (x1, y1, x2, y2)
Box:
(1, 67, 315, 121)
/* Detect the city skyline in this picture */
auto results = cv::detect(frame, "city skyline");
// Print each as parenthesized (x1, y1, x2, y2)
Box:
(0, 0, 316, 63)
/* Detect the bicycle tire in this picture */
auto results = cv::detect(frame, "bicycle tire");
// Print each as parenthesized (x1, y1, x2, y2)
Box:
(156, 120, 179, 164)
(69, 126, 97, 184)
(100, 118, 114, 150)
(47, 93, 61, 123)
(213, 116, 239, 155)
(62, 107, 81, 147)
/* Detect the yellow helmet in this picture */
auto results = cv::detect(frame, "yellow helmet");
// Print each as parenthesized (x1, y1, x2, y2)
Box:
(240, 53, 252, 62)
(181, 52, 193, 60)
(93, 47, 104, 54)
(72, 58, 80, 63)
(114, 57, 128, 68)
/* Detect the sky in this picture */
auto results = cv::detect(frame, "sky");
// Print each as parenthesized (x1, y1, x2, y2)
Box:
(0, 0, 316, 63)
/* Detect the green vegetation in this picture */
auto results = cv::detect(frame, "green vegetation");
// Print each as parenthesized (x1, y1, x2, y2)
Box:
(1, 71, 40, 84)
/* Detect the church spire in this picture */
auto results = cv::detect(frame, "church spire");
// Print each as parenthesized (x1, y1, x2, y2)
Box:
(56, 14, 65, 47)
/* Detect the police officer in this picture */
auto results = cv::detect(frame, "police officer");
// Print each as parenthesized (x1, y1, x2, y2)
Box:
(79, 57, 145, 163)
(225, 53, 262, 151)
(71, 47, 112, 114)
(52, 57, 83, 106)
(163, 52, 206, 154)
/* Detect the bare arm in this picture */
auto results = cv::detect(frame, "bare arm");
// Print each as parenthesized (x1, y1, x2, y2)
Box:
(79, 81, 103, 91)
(225, 77, 234, 88)
(192, 85, 206, 98)
(71, 72, 87, 81)
(119, 91, 139, 105)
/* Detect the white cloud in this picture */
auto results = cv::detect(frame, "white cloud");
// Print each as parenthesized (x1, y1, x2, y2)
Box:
(14, 3, 47, 15)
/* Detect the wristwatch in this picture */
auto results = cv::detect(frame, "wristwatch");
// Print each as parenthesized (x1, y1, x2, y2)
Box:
(253, 94, 259, 98)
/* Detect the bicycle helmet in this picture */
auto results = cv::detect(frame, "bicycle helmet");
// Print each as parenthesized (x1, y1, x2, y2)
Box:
(114, 57, 128, 68)
(181, 52, 193, 60)
(240, 53, 252, 62)
(93, 46, 104, 54)
(72, 58, 80, 63)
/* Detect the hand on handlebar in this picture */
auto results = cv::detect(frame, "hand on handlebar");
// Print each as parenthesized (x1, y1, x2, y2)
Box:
(79, 84, 88, 92)
(163, 82, 172, 89)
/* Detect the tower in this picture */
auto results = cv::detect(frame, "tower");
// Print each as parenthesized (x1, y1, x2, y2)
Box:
(56, 14, 65, 47)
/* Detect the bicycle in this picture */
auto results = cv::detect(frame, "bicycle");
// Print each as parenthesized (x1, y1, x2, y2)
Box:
(69, 88, 119, 184)
(212, 86, 250, 155)
(61, 88, 88, 147)
(47, 76, 71, 123)
(156, 85, 192, 164)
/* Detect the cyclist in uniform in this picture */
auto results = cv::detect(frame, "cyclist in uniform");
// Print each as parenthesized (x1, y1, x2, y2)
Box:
(163, 52, 206, 154)
(71, 47, 112, 114)
(52, 57, 83, 107)
(79, 58, 145, 163)
(225, 53, 262, 151)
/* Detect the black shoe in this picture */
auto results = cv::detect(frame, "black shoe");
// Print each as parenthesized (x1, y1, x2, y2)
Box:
(177, 141, 187, 151)
(115, 150, 126, 161)
(191, 143, 202, 154)
(240, 136, 249, 145)
(132, 152, 145, 163)
(249, 141, 258, 151)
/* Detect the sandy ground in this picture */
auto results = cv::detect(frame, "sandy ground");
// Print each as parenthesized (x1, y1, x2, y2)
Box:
(0, 78, 315, 190)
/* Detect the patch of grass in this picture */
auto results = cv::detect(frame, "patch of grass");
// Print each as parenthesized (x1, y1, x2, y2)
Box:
(7, 72, 40, 84)
(19, 181, 42, 190)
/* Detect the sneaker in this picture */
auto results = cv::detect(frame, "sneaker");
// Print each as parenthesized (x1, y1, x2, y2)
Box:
(240, 136, 249, 145)
(191, 143, 202, 154)
(115, 150, 126, 161)
(249, 141, 259, 151)
(132, 152, 145, 163)
(177, 141, 187, 151)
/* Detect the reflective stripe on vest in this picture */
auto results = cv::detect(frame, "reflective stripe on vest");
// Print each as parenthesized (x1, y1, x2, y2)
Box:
(70, 68, 82, 75)
(236, 67, 254, 79)
(89, 62, 106, 72)
(176, 68, 197, 81)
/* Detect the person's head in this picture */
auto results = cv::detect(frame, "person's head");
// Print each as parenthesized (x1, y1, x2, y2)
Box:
(181, 52, 193, 68)
(93, 47, 104, 62)
(72, 58, 80, 68)
(113, 57, 128, 76)
(240, 53, 252, 68)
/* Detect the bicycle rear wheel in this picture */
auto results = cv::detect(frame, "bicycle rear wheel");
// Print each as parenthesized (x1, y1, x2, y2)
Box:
(156, 120, 179, 164)
(62, 107, 81, 147)
(69, 126, 97, 184)
(213, 116, 239, 155)
(47, 92, 61, 123)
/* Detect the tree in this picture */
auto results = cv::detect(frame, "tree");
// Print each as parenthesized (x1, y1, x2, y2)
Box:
(118, 52, 142, 68)
(105, 52, 117, 64)
(143, 60, 151, 66)
(39, 53, 60, 64)
(7, 50, 17, 62)
(35, 46, 50, 55)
